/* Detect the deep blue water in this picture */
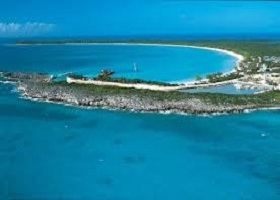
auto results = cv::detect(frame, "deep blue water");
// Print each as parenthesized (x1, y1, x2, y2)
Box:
(0, 43, 280, 199)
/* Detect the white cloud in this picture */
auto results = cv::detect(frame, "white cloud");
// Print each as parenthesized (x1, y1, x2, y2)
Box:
(0, 22, 55, 36)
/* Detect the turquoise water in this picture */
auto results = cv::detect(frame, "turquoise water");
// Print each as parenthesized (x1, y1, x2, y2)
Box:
(0, 43, 280, 199)
(0, 44, 236, 82)
(184, 84, 261, 94)
(1, 83, 280, 199)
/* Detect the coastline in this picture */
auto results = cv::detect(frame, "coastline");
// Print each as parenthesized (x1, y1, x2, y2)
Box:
(2, 70, 280, 116)
(66, 77, 239, 91)
(14, 41, 245, 85)
(66, 77, 183, 91)
(15, 80, 280, 115)
(65, 42, 244, 64)
(15, 42, 245, 63)
(6, 41, 280, 116)
(17, 84, 280, 116)
(65, 42, 244, 84)
(20, 92, 278, 117)
(1, 69, 279, 116)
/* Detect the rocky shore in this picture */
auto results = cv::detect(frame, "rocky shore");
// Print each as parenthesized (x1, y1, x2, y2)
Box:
(1, 71, 280, 115)
(18, 81, 279, 115)
(2, 72, 53, 82)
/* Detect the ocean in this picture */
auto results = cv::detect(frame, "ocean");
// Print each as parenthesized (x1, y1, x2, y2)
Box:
(0, 43, 280, 200)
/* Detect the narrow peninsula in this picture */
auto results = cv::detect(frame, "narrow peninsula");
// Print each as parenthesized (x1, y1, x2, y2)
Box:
(2, 40, 280, 115)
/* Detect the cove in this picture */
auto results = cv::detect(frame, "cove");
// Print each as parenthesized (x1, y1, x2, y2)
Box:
(0, 43, 237, 82)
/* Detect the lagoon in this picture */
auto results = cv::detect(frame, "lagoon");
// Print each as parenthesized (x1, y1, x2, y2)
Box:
(183, 84, 261, 94)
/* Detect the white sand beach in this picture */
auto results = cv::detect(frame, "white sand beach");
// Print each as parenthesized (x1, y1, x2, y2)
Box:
(73, 42, 244, 64)
(63, 42, 247, 91)
(66, 77, 183, 91)
(69, 42, 244, 84)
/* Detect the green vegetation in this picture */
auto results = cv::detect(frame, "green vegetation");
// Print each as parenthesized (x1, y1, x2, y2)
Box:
(206, 72, 242, 83)
(49, 81, 183, 100)
(68, 73, 88, 80)
(3, 72, 51, 82)
(176, 41, 280, 59)
(50, 81, 280, 107)
(7, 39, 280, 113)
(15, 39, 280, 100)
(67, 72, 179, 86)
(202, 90, 280, 106)
(16, 39, 280, 59)
(267, 61, 280, 69)
(93, 76, 180, 86)
(271, 68, 280, 73)
(16, 38, 280, 73)
(16, 39, 280, 78)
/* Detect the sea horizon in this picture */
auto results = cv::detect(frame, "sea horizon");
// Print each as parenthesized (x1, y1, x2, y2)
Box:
(1, 1, 280, 199)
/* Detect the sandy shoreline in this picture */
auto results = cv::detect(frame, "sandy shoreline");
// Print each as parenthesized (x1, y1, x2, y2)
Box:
(16, 41, 245, 78)
(66, 77, 183, 91)
(65, 42, 244, 64)
(15, 42, 245, 86)
(66, 42, 244, 84)
(20, 93, 280, 117)
(65, 43, 246, 91)
(16, 41, 245, 65)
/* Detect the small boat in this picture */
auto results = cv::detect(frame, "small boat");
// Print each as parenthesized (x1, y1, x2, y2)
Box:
(133, 62, 138, 72)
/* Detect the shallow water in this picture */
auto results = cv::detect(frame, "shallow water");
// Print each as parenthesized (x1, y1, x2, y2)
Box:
(0, 44, 280, 199)
(184, 84, 261, 94)
(0, 83, 280, 199)
(0, 43, 236, 82)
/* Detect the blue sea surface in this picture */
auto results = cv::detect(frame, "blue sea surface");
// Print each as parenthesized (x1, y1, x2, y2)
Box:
(0, 43, 280, 199)
(0, 43, 236, 82)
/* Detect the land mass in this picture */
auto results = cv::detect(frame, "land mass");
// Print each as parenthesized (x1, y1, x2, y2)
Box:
(16, 39, 280, 90)
(2, 39, 280, 115)
(1, 71, 280, 115)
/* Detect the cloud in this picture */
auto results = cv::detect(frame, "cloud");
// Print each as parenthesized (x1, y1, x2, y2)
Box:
(0, 22, 55, 36)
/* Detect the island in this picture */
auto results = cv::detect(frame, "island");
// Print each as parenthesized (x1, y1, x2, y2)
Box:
(1, 39, 280, 115)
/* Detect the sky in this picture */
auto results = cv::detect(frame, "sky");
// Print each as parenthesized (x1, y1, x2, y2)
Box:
(0, 0, 280, 37)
